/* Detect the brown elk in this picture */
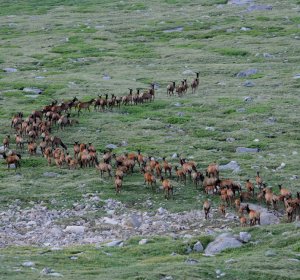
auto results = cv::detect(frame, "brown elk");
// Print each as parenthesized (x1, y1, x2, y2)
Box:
(245, 204, 260, 226)
(77, 99, 95, 116)
(2, 152, 21, 170)
(161, 177, 173, 199)
(167, 81, 175, 96)
(191, 72, 199, 94)
(3, 135, 10, 149)
(203, 199, 211, 220)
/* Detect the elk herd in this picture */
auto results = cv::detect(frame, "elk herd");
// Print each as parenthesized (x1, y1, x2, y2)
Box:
(1, 75, 299, 226)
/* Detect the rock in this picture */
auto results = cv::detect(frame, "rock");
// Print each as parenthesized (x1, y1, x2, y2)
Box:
(139, 239, 148, 245)
(64, 226, 85, 234)
(287, 259, 300, 262)
(266, 117, 276, 124)
(205, 234, 243, 255)
(265, 250, 277, 257)
(295, 222, 300, 228)
(157, 207, 168, 215)
(43, 172, 59, 177)
(23, 87, 43, 94)
(22, 261, 35, 267)
(105, 144, 117, 149)
(293, 74, 300, 79)
(263, 53, 274, 58)
(260, 212, 280, 225)
(236, 108, 246, 113)
(236, 68, 258, 78)
(3, 67, 17, 72)
(182, 70, 195, 76)
(244, 96, 253, 102)
(275, 162, 286, 171)
(9, 164, 16, 169)
(103, 217, 119, 225)
(163, 26, 183, 33)
(236, 147, 259, 153)
(41, 267, 62, 276)
(131, 213, 143, 228)
(193, 241, 204, 252)
(105, 240, 123, 247)
(247, 5, 272, 12)
(35, 76, 45, 79)
(243, 81, 255, 87)
(245, 204, 280, 225)
(172, 153, 178, 158)
(102, 74, 111, 80)
(205, 126, 215, 131)
(185, 258, 199, 265)
(225, 258, 237, 264)
(228, 0, 253, 5)
(226, 138, 235, 143)
(240, 27, 251, 31)
(219, 161, 240, 173)
(120, 141, 128, 146)
(160, 276, 174, 280)
(177, 112, 184, 117)
(27, 221, 37, 227)
(186, 246, 192, 254)
(239, 232, 251, 243)
(174, 103, 182, 107)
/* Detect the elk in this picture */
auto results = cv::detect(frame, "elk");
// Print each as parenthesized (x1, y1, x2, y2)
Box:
(245, 179, 255, 196)
(256, 171, 263, 189)
(206, 163, 219, 178)
(161, 177, 173, 199)
(162, 157, 172, 177)
(174, 166, 186, 184)
(77, 99, 95, 116)
(2, 152, 21, 170)
(278, 184, 292, 199)
(203, 199, 211, 220)
(3, 135, 10, 149)
(191, 72, 199, 94)
(219, 204, 226, 217)
(27, 141, 37, 155)
(245, 204, 260, 226)
(96, 161, 112, 178)
(115, 176, 123, 194)
(167, 81, 175, 96)
(141, 167, 156, 191)
(15, 134, 25, 150)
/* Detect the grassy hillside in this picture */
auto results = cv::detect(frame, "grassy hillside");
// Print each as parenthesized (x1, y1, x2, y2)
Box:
(0, 0, 300, 279)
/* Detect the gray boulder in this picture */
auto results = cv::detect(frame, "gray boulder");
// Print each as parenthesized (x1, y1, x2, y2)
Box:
(3, 67, 17, 72)
(219, 161, 240, 173)
(105, 240, 123, 247)
(193, 241, 204, 252)
(205, 233, 243, 255)
(23, 87, 43, 94)
(236, 147, 259, 153)
(64, 226, 85, 234)
(105, 144, 117, 149)
(238, 232, 251, 243)
(236, 68, 258, 78)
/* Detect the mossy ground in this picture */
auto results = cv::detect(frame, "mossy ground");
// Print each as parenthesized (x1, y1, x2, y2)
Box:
(0, 0, 300, 279)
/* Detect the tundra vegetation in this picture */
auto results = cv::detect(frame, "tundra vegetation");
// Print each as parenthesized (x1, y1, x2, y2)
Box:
(0, 0, 300, 279)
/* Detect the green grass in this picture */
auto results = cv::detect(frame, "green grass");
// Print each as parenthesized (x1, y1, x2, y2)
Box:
(0, 0, 300, 278)
(1, 224, 300, 280)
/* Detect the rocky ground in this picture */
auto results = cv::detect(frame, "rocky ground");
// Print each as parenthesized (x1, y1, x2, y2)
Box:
(0, 193, 283, 248)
